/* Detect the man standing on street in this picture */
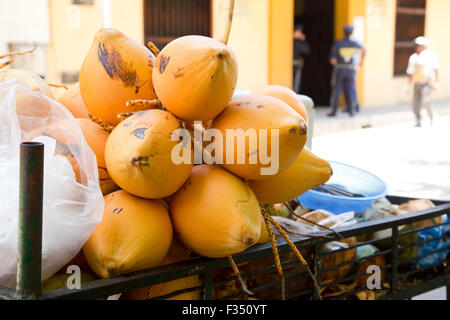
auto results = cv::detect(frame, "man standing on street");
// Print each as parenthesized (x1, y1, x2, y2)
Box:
(293, 24, 310, 94)
(406, 36, 440, 127)
(328, 25, 366, 117)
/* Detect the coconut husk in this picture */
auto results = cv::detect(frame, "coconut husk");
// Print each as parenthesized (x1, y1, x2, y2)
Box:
(300, 210, 336, 228)
(321, 237, 357, 285)
(398, 199, 443, 228)
(288, 210, 358, 287)
(359, 198, 420, 264)
(320, 283, 356, 299)
(398, 199, 435, 214)
(293, 204, 311, 217)
(352, 244, 388, 288)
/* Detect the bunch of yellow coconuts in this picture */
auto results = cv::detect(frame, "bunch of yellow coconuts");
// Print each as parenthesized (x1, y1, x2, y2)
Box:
(1, 26, 332, 299)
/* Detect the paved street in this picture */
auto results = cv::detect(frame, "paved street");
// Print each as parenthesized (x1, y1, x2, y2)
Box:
(311, 113, 450, 201)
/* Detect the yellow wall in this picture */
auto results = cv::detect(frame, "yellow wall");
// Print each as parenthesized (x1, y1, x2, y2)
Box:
(110, 0, 144, 44)
(335, 0, 350, 40)
(334, 0, 366, 106)
(48, 0, 294, 92)
(268, 0, 294, 88)
(213, 0, 270, 91)
(363, 0, 397, 106)
(47, 0, 143, 88)
(424, 0, 450, 102)
(47, 0, 102, 85)
(213, 0, 293, 91)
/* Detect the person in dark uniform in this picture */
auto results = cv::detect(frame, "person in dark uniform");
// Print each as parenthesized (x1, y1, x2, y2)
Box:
(293, 25, 310, 94)
(328, 25, 366, 117)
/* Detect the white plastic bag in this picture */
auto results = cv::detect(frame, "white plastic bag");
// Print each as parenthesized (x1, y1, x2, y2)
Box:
(0, 80, 104, 288)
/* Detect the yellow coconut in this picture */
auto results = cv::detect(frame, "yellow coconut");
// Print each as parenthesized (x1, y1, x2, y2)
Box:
(257, 218, 271, 244)
(83, 190, 173, 278)
(79, 28, 157, 125)
(249, 147, 332, 204)
(105, 109, 193, 199)
(77, 119, 118, 195)
(121, 239, 201, 300)
(170, 165, 261, 258)
(0, 68, 54, 98)
(152, 35, 238, 122)
(14, 90, 56, 132)
(42, 272, 98, 292)
(252, 84, 308, 121)
(211, 94, 307, 180)
(57, 82, 89, 119)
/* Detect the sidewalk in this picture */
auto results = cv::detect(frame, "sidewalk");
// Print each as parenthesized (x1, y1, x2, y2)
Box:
(312, 99, 450, 137)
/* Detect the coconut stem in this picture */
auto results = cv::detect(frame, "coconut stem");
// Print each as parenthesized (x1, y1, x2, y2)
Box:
(180, 121, 214, 165)
(88, 113, 114, 133)
(117, 113, 134, 122)
(226, 256, 254, 297)
(126, 99, 163, 110)
(263, 211, 286, 300)
(122, 100, 214, 164)
(48, 83, 69, 90)
(147, 41, 160, 56)
(0, 44, 37, 61)
(264, 212, 323, 300)
(217, 0, 235, 45)
(0, 60, 12, 70)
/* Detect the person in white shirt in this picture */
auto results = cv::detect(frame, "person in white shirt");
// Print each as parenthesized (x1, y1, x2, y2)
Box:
(406, 36, 440, 127)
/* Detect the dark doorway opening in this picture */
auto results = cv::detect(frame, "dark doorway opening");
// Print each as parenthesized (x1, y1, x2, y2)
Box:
(144, 0, 212, 50)
(294, 0, 335, 106)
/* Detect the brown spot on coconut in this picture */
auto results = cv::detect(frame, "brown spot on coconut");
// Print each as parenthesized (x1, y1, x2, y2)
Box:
(80, 28, 157, 126)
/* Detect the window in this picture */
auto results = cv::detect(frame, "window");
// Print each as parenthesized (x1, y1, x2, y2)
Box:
(144, 0, 212, 50)
(393, 0, 427, 76)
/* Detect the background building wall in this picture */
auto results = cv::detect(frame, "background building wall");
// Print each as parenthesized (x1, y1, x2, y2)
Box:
(425, 0, 450, 101)
(47, 0, 273, 92)
(362, 0, 398, 107)
(47, 0, 144, 86)
(47, 0, 102, 85)
(213, 0, 270, 91)
(0, 0, 50, 77)
(363, 0, 450, 107)
(268, 0, 293, 88)
(335, 0, 367, 106)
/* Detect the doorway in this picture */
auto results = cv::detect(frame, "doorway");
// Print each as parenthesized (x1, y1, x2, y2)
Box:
(294, 0, 335, 106)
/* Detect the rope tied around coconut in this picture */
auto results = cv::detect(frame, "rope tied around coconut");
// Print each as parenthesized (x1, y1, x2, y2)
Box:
(264, 212, 323, 300)
(262, 210, 286, 300)
(226, 256, 254, 297)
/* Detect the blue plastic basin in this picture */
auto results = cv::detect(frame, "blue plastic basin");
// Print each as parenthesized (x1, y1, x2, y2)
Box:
(297, 161, 388, 214)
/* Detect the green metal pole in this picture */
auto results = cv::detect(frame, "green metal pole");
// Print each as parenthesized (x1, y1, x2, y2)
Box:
(16, 142, 44, 300)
